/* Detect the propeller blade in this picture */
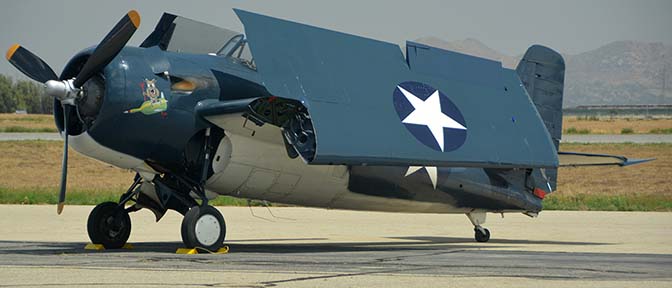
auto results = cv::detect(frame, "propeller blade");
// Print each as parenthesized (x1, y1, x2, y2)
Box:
(57, 105, 70, 215)
(73, 10, 140, 88)
(5, 44, 58, 83)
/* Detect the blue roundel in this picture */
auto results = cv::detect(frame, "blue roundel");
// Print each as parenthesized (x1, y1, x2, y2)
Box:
(392, 81, 467, 152)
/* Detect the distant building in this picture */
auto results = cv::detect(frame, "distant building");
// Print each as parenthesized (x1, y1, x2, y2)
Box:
(564, 104, 672, 118)
(572, 104, 672, 110)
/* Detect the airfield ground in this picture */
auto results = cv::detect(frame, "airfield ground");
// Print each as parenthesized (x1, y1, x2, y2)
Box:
(0, 205, 670, 287)
(1, 140, 670, 210)
(3, 114, 672, 134)
(562, 116, 672, 134)
(0, 113, 56, 132)
(0, 114, 671, 286)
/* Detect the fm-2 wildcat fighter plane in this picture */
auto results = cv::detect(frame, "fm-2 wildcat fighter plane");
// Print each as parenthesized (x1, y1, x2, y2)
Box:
(6, 9, 653, 251)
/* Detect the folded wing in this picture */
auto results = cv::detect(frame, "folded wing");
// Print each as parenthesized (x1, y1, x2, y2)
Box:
(233, 9, 558, 169)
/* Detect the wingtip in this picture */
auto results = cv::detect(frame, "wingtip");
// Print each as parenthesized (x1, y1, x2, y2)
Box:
(6, 43, 20, 61)
(128, 10, 141, 28)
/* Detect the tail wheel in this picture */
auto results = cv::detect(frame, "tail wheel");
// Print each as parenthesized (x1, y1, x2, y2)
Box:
(181, 205, 226, 251)
(87, 202, 132, 249)
(474, 228, 490, 243)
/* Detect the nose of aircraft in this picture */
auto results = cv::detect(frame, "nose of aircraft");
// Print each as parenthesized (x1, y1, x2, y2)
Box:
(4, 10, 141, 215)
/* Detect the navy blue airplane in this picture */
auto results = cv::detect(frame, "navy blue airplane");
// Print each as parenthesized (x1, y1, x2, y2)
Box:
(6, 10, 653, 251)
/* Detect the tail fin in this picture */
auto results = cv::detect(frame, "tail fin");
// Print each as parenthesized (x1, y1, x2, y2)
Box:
(516, 45, 565, 191)
(516, 45, 565, 147)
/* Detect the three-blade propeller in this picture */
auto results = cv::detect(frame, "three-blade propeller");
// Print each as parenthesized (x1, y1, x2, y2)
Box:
(5, 10, 141, 214)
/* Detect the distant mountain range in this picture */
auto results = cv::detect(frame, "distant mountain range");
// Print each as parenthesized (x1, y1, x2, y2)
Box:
(415, 37, 672, 107)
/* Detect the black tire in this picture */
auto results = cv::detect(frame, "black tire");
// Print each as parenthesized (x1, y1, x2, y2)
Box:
(180, 205, 226, 251)
(474, 228, 490, 243)
(87, 202, 131, 249)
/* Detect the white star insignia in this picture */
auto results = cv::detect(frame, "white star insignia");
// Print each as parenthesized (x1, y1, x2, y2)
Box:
(405, 166, 438, 189)
(398, 86, 466, 151)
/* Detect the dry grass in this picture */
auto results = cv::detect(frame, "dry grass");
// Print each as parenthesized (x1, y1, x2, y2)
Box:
(0, 141, 132, 191)
(562, 116, 672, 134)
(0, 138, 670, 208)
(557, 143, 671, 197)
(0, 140, 251, 206)
(0, 114, 55, 130)
(1, 140, 668, 196)
(3, 114, 671, 134)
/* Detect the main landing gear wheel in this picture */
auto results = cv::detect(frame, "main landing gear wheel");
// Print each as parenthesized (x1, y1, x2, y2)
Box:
(474, 228, 490, 243)
(181, 205, 226, 251)
(87, 202, 132, 249)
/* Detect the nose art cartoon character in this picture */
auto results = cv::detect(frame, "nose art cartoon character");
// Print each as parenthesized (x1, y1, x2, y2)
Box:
(124, 79, 168, 115)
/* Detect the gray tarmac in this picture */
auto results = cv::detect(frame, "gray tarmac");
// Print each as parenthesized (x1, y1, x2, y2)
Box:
(0, 132, 61, 141)
(2, 132, 672, 143)
(0, 205, 671, 287)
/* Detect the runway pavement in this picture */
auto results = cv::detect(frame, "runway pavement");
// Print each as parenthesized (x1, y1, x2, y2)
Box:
(0, 132, 61, 141)
(0, 205, 670, 287)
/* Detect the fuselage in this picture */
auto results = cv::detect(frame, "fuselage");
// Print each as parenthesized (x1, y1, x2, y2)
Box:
(58, 46, 542, 215)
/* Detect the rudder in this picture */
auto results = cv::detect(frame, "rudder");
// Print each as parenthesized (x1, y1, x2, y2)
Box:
(516, 45, 565, 191)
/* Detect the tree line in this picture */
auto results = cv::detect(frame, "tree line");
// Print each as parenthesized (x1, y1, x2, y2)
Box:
(0, 74, 53, 114)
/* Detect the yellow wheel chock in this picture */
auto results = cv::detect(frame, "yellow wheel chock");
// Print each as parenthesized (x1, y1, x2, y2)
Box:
(84, 243, 134, 250)
(175, 246, 229, 254)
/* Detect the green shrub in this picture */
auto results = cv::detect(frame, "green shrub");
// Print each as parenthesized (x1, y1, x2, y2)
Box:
(544, 193, 672, 211)
(577, 115, 600, 121)
(1, 126, 57, 133)
(649, 128, 672, 134)
(0, 187, 263, 207)
(621, 128, 634, 134)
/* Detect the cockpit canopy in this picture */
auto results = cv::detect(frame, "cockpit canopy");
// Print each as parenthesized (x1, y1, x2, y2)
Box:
(140, 13, 254, 67)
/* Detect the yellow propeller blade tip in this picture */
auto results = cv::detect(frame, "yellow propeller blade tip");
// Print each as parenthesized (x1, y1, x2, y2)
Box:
(6, 44, 20, 61)
(57, 202, 64, 215)
(128, 10, 141, 29)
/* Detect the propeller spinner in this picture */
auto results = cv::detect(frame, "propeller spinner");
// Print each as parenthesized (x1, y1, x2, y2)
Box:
(5, 10, 141, 214)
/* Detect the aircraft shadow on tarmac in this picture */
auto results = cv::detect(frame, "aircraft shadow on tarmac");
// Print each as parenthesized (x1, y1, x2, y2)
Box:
(388, 236, 608, 246)
(0, 236, 610, 255)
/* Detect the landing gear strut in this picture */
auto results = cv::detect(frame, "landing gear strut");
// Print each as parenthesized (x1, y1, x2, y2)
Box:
(87, 127, 228, 251)
(177, 127, 227, 251)
(466, 211, 490, 243)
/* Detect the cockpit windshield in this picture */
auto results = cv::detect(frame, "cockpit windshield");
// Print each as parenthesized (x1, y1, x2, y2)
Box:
(217, 35, 255, 69)
(140, 13, 255, 69)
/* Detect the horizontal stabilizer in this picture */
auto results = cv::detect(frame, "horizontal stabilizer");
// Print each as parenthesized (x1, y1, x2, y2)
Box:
(559, 151, 655, 167)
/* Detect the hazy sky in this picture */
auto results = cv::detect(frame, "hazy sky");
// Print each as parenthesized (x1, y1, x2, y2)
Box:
(1, 0, 670, 78)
